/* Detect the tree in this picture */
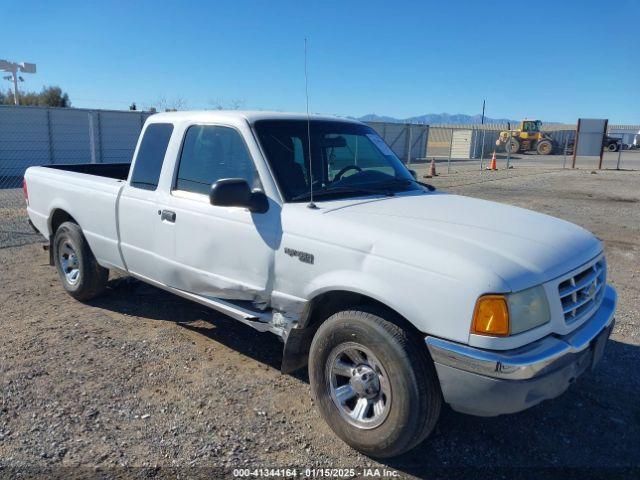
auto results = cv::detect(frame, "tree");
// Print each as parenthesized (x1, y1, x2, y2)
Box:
(0, 85, 71, 107)
(208, 97, 246, 110)
(145, 96, 187, 112)
(38, 86, 70, 107)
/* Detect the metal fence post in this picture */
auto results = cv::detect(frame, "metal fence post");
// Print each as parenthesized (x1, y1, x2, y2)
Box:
(46, 108, 55, 165)
(572, 119, 581, 169)
(479, 130, 486, 171)
(596, 120, 608, 170)
(97, 111, 103, 163)
(471, 128, 477, 161)
(407, 124, 412, 167)
(88, 112, 97, 164)
(424, 126, 429, 162)
(506, 132, 512, 169)
(447, 129, 453, 173)
(616, 136, 623, 170)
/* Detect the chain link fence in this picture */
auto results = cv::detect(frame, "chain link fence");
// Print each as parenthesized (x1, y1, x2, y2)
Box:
(416, 125, 639, 178)
(423, 126, 575, 171)
(365, 121, 429, 167)
(0, 105, 149, 249)
(1, 106, 639, 249)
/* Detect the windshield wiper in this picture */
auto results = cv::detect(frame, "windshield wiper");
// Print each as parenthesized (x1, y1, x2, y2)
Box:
(290, 185, 395, 202)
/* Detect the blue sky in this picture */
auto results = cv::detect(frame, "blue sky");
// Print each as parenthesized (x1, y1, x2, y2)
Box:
(2, 0, 639, 123)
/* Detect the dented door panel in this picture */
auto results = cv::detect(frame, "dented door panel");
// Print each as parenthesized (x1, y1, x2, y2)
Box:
(155, 192, 280, 303)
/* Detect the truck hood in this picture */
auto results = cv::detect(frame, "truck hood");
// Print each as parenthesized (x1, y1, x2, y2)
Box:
(320, 192, 602, 292)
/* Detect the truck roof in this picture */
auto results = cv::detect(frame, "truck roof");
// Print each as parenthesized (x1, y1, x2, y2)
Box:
(148, 110, 362, 125)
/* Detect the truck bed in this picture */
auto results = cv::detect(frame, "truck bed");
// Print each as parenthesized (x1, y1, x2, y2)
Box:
(25, 163, 128, 271)
(45, 162, 131, 180)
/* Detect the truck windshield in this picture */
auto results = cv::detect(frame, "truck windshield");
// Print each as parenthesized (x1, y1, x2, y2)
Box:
(253, 120, 422, 202)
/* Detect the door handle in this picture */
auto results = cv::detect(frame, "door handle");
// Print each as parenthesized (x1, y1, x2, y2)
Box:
(160, 210, 176, 223)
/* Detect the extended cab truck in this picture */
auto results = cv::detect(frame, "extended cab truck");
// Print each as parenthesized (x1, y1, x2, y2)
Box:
(25, 111, 617, 458)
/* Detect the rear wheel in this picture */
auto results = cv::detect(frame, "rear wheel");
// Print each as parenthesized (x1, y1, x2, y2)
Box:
(607, 143, 619, 152)
(536, 139, 553, 155)
(309, 308, 441, 458)
(53, 221, 108, 301)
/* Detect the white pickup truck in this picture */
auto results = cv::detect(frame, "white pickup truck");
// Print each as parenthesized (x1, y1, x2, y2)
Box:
(24, 111, 616, 458)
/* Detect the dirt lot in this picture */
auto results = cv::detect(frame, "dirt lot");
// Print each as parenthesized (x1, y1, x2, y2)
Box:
(1, 168, 639, 479)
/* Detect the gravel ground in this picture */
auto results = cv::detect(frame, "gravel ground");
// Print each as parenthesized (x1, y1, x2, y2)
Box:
(0, 168, 638, 479)
(0, 189, 41, 249)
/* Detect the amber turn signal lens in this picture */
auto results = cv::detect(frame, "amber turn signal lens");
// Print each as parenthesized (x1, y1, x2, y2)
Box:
(472, 295, 510, 336)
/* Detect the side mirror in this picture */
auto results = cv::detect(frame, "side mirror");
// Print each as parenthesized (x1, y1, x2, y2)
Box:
(209, 178, 269, 213)
(409, 169, 417, 180)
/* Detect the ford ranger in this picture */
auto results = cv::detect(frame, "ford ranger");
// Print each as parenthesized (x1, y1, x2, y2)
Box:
(24, 111, 617, 458)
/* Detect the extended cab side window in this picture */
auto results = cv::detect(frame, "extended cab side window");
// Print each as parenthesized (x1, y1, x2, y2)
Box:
(175, 125, 258, 195)
(130, 123, 174, 190)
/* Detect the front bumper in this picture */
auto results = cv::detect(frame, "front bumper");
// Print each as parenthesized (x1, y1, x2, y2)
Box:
(426, 285, 617, 416)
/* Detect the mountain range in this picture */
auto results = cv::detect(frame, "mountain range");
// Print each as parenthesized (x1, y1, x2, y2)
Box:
(356, 113, 518, 124)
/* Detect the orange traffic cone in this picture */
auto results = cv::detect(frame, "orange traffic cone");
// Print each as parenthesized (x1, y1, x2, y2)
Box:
(428, 158, 437, 177)
(487, 151, 497, 170)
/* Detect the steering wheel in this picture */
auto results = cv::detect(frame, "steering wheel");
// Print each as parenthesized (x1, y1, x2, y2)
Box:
(334, 165, 363, 181)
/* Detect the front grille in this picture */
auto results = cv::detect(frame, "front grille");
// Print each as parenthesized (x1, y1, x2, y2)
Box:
(558, 258, 606, 325)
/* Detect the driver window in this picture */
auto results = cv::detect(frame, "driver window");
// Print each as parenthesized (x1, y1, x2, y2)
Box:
(175, 125, 258, 195)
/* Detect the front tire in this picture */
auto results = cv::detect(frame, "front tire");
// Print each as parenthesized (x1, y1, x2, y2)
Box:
(309, 308, 441, 458)
(53, 221, 108, 301)
(505, 138, 520, 154)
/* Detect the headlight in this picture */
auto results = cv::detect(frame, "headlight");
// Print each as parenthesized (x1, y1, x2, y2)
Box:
(472, 286, 550, 336)
(507, 285, 551, 334)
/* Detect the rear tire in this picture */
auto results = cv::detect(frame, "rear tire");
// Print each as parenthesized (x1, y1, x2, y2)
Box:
(607, 143, 618, 152)
(536, 139, 553, 155)
(53, 221, 108, 301)
(309, 308, 441, 458)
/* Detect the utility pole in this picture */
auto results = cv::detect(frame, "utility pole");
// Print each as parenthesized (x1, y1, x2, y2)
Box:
(0, 59, 37, 105)
(481, 99, 485, 125)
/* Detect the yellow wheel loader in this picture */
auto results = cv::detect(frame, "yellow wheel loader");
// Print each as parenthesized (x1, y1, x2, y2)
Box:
(496, 120, 554, 155)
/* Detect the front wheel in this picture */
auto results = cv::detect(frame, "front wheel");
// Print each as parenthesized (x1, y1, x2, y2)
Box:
(53, 221, 108, 301)
(309, 308, 442, 458)
(607, 143, 619, 152)
(505, 138, 520, 154)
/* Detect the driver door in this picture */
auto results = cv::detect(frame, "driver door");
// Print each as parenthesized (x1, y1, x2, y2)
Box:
(154, 124, 279, 304)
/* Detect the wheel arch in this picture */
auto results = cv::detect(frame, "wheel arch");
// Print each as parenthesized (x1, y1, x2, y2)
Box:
(302, 288, 421, 333)
(47, 208, 80, 266)
(281, 288, 424, 374)
(49, 208, 79, 236)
